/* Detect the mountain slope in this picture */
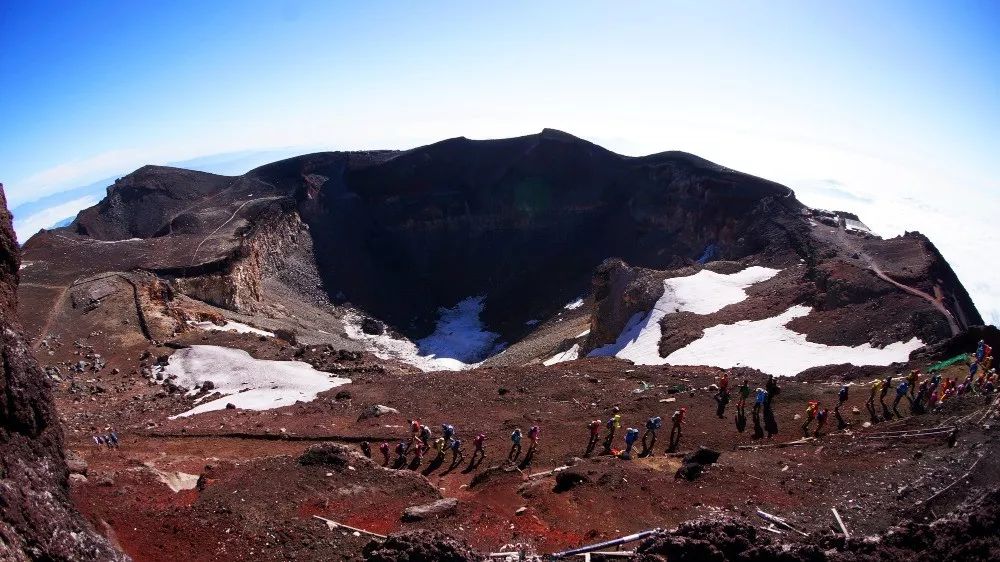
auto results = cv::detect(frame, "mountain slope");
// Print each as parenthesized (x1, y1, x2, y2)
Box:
(19, 130, 982, 374)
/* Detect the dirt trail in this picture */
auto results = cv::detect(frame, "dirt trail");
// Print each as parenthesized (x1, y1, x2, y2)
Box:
(29, 284, 68, 351)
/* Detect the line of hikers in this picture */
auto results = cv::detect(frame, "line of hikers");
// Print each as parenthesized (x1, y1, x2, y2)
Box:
(359, 341, 995, 469)
(800, 340, 996, 437)
(91, 429, 120, 450)
(585, 404, 690, 459)
(360, 420, 494, 472)
(712, 372, 783, 440)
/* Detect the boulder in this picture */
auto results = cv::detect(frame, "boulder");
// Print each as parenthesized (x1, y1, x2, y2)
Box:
(298, 442, 368, 471)
(65, 450, 89, 475)
(683, 447, 721, 466)
(361, 317, 385, 335)
(401, 498, 458, 522)
(675, 462, 704, 481)
(358, 404, 400, 421)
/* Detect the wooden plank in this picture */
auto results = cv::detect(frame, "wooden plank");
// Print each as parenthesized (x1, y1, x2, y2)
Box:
(831, 508, 850, 539)
(756, 510, 808, 537)
(312, 515, 387, 540)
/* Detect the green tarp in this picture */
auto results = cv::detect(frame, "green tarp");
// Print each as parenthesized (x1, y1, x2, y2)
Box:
(929, 353, 970, 373)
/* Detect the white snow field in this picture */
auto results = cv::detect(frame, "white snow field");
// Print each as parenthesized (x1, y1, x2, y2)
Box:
(564, 298, 585, 310)
(589, 266, 781, 363)
(664, 305, 924, 376)
(187, 320, 275, 337)
(345, 296, 503, 371)
(165, 345, 350, 418)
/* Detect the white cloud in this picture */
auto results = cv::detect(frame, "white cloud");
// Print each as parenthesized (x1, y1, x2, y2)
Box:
(11, 195, 98, 242)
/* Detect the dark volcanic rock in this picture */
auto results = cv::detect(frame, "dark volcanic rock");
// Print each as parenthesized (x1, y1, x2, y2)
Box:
(298, 442, 361, 469)
(362, 529, 480, 562)
(0, 184, 127, 561)
(360, 317, 385, 335)
(636, 487, 1000, 561)
(683, 447, 721, 466)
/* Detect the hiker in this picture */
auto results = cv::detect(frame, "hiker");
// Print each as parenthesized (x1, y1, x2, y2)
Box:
(879, 376, 892, 407)
(928, 389, 941, 410)
(911, 381, 929, 414)
(380, 442, 391, 465)
(442, 423, 455, 442)
(360, 441, 372, 458)
(433, 436, 447, 462)
(411, 440, 425, 466)
(752, 387, 767, 417)
(419, 425, 432, 451)
(893, 380, 910, 416)
(814, 407, 829, 437)
(527, 425, 540, 453)
(977, 340, 986, 362)
(586, 419, 602, 455)
(866, 378, 882, 408)
(668, 407, 686, 452)
(471, 433, 486, 464)
(736, 379, 750, 412)
(508, 428, 523, 461)
(907, 370, 920, 398)
(106, 429, 119, 449)
(93, 435, 105, 450)
(802, 401, 819, 436)
(765, 375, 781, 407)
(622, 427, 640, 459)
(603, 407, 622, 453)
(714, 386, 730, 419)
(763, 376, 780, 437)
(395, 441, 407, 463)
(450, 438, 464, 465)
(411, 434, 425, 458)
(970, 360, 979, 377)
(409, 419, 421, 439)
(837, 385, 849, 409)
(641, 416, 662, 454)
(718, 372, 730, 395)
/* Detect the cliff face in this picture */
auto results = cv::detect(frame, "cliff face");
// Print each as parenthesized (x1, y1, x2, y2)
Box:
(0, 185, 126, 561)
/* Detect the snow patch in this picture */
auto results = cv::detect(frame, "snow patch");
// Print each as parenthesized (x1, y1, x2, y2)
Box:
(564, 298, 585, 310)
(664, 305, 924, 376)
(344, 296, 502, 372)
(543, 344, 580, 366)
(165, 346, 349, 418)
(589, 266, 780, 363)
(187, 320, 274, 337)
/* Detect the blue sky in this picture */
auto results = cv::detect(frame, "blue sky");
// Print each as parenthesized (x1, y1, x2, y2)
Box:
(1, 1, 998, 322)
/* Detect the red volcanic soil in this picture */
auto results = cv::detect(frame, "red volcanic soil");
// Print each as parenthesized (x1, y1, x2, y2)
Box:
(57, 326, 1000, 560)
